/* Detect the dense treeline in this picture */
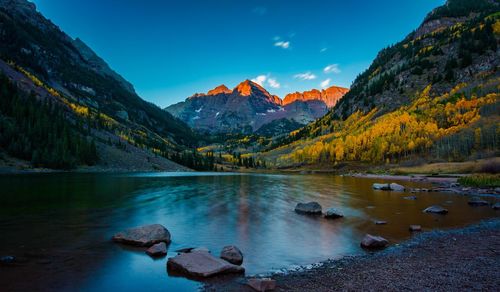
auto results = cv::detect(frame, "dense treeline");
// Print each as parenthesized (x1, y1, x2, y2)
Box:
(0, 74, 98, 169)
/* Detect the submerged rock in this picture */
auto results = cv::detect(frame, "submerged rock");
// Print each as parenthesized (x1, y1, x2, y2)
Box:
(295, 202, 322, 215)
(404, 195, 418, 200)
(247, 278, 277, 291)
(112, 224, 171, 246)
(167, 250, 244, 278)
(324, 208, 344, 219)
(360, 234, 389, 249)
(146, 242, 167, 257)
(468, 197, 489, 206)
(220, 246, 243, 265)
(423, 205, 448, 214)
(409, 225, 422, 232)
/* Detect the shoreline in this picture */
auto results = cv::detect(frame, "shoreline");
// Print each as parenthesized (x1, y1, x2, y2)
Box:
(204, 218, 500, 291)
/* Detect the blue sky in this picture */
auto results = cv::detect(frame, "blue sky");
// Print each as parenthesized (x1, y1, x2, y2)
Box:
(32, 0, 445, 107)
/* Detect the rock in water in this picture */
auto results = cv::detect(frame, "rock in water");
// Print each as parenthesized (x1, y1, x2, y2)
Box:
(360, 234, 389, 249)
(468, 197, 489, 206)
(404, 195, 418, 200)
(324, 208, 344, 219)
(374, 220, 387, 225)
(167, 250, 244, 278)
(295, 202, 322, 215)
(220, 245, 243, 265)
(423, 205, 448, 214)
(409, 225, 422, 232)
(146, 242, 167, 257)
(247, 278, 277, 291)
(112, 224, 171, 246)
(389, 183, 405, 192)
(493, 203, 500, 210)
(372, 183, 390, 190)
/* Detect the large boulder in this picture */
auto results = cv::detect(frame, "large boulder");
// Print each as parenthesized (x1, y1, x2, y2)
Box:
(247, 278, 277, 291)
(146, 242, 167, 257)
(468, 197, 489, 206)
(372, 183, 390, 190)
(112, 224, 171, 246)
(167, 250, 244, 278)
(389, 183, 405, 192)
(360, 234, 389, 249)
(324, 208, 344, 219)
(423, 205, 448, 214)
(220, 245, 243, 265)
(295, 202, 322, 215)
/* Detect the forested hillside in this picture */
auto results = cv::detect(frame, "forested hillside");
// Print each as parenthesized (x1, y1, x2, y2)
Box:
(259, 0, 500, 168)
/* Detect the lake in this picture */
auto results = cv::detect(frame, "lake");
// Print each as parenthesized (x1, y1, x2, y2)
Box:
(0, 172, 498, 291)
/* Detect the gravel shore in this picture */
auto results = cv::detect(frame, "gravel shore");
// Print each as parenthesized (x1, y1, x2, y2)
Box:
(205, 218, 500, 291)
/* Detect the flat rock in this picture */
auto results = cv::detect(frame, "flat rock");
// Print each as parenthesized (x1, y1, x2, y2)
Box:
(360, 234, 389, 249)
(146, 242, 167, 257)
(220, 245, 243, 265)
(167, 250, 244, 278)
(324, 208, 344, 219)
(247, 278, 277, 291)
(295, 202, 322, 215)
(112, 224, 171, 246)
(409, 225, 422, 232)
(423, 205, 448, 214)
(468, 197, 489, 206)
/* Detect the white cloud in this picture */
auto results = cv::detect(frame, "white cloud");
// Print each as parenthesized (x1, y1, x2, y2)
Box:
(274, 41, 290, 49)
(294, 72, 317, 81)
(268, 78, 280, 89)
(320, 47, 328, 53)
(251, 75, 280, 89)
(324, 64, 341, 74)
(251, 75, 267, 86)
(321, 78, 331, 88)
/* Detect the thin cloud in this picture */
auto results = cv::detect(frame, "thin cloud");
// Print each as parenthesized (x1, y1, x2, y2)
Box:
(324, 64, 341, 74)
(274, 41, 290, 49)
(251, 75, 280, 89)
(252, 6, 267, 16)
(320, 47, 328, 53)
(294, 72, 317, 81)
(321, 78, 331, 88)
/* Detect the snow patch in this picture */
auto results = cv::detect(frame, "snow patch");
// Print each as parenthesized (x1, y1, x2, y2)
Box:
(256, 113, 267, 116)
(195, 107, 203, 113)
(192, 116, 200, 120)
(278, 107, 285, 112)
(267, 109, 276, 113)
(215, 112, 220, 117)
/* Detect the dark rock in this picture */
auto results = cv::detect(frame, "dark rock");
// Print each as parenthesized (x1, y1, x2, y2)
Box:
(324, 208, 344, 219)
(375, 220, 387, 225)
(423, 205, 448, 214)
(247, 278, 277, 291)
(176, 247, 195, 253)
(146, 242, 167, 257)
(493, 203, 500, 210)
(360, 234, 389, 249)
(112, 224, 171, 247)
(220, 245, 243, 265)
(468, 197, 489, 206)
(167, 250, 244, 278)
(0, 256, 16, 264)
(404, 196, 418, 200)
(295, 202, 322, 215)
(409, 225, 422, 232)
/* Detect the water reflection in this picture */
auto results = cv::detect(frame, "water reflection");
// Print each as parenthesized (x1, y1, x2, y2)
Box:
(0, 173, 498, 291)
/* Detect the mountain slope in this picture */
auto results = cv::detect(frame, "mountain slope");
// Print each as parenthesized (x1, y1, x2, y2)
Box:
(260, 0, 500, 168)
(166, 80, 348, 134)
(0, 0, 199, 170)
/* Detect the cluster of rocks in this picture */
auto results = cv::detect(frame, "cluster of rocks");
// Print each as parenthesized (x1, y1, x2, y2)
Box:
(294, 202, 344, 219)
(372, 183, 405, 192)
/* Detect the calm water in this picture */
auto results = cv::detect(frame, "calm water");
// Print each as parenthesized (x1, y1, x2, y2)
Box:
(0, 172, 498, 291)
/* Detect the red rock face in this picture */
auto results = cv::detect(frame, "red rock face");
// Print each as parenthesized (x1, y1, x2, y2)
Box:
(283, 86, 348, 108)
(207, 85, 231, 95)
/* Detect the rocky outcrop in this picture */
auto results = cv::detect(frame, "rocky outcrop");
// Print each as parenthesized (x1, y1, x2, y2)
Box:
(112, 224, 171, 246)
(360, 234, 389, 249)
(283, 86, 348, 108)
(220, 246, 243, 265)
(295, 202, 322, 215)
(167, 250, 245, 278)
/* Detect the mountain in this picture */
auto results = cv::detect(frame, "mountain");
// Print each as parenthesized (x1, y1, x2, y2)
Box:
(0, 0, 203, 171)
(165, 80, 348, 134)
(259, 0, 500, 168)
